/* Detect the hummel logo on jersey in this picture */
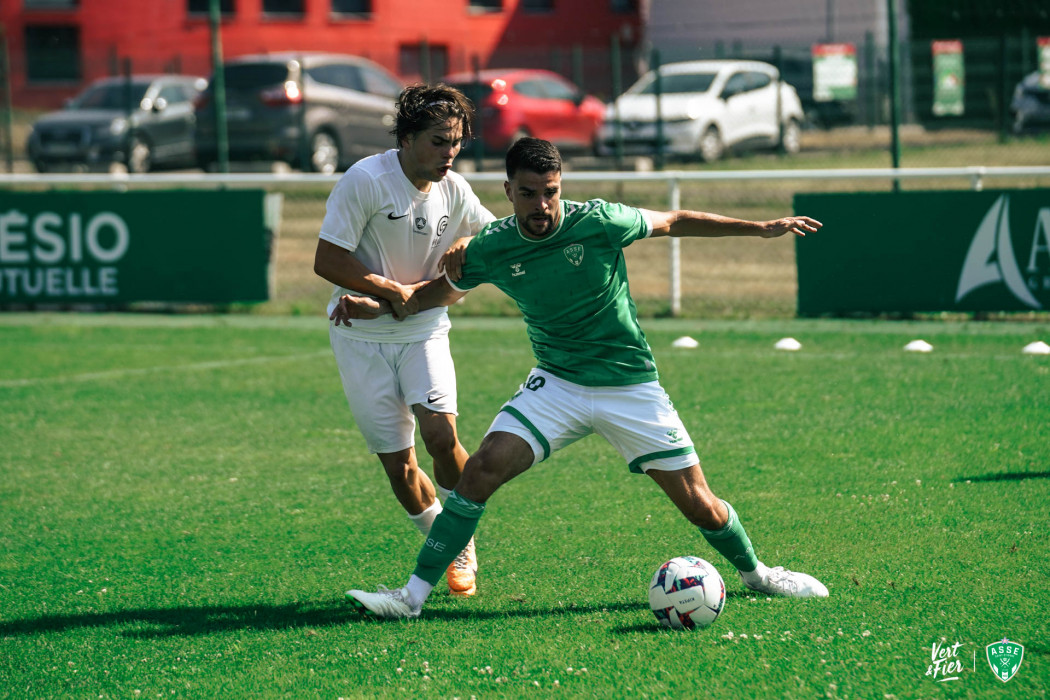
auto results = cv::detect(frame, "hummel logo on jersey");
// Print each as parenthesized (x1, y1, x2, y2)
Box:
(510, 262, 525, 277)
(387, 211, 409, 220)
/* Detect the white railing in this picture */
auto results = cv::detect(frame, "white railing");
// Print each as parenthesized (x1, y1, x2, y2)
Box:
(4, 165, 1050, 314)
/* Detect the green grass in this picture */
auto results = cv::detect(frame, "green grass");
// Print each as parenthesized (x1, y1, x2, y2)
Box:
(1, 314, 1048, 699)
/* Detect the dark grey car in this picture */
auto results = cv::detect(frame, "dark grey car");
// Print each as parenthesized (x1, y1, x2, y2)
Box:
(194, 52, 402, 174)
(27, 74, 206, 173)
(1011, 70, 1050, 134)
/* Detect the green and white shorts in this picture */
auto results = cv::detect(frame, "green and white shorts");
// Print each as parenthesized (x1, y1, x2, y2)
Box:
(487, 368, 697, 473)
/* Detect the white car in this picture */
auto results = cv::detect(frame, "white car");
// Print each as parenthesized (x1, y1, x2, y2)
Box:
(598, 60, 804, 162)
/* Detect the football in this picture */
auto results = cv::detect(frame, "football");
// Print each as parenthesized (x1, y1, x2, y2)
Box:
(648, 556, 726, 629)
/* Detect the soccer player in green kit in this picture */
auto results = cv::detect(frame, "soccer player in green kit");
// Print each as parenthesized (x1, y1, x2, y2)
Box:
(336, 137, 828, 619)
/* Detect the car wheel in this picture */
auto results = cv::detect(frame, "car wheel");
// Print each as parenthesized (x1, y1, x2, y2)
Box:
(781, 119, 802, 154)
(698, 126, 724, 162)
(310, 131, 340, 175)
(127, 135, 153, 174)
(33, 160, 49, 173)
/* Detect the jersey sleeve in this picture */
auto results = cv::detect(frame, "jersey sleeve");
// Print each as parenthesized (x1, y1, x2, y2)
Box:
(318, 167, 377, 252)
(447, 228, 490, 292)
(598, 200, 652, 249)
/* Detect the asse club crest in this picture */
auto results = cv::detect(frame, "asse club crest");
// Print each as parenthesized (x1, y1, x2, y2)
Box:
(986, 638, 1024, 682)
(563, 244, 585, 267)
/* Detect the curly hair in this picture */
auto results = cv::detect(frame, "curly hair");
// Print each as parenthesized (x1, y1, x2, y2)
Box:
(392, 83, 475, 146)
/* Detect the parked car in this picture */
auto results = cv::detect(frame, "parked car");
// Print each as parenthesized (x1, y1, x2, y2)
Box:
(1010, 70, 1050, 134)
(194, 52, 402, 174)
(26, 74, 205, 173)
(597, 60, 804, 162)
(441, 68, 605, 154)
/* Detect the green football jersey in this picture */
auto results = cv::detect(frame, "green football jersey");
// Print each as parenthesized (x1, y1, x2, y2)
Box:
(451, 198, 658, 386)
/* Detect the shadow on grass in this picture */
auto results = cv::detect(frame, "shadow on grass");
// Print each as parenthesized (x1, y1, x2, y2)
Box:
(0, 599, 658, 638)
(953, 471, 1050, 483)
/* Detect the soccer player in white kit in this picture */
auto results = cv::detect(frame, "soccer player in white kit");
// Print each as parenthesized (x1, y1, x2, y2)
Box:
(313, 84, 495, 597)
(337, 138, 829, 619)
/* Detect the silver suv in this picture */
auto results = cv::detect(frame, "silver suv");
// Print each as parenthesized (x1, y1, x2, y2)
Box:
(194, 52, 402, 174)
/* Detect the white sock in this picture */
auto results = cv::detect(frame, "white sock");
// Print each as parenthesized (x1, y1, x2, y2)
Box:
(404, 574, 434, 608)
(436, 485, 453, 503)
(407, 499, 442, 537)
(740, 561, 770, 586)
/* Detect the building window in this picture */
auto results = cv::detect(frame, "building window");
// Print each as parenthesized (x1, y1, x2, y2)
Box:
(25, 25, 81, 83)
(23, 0, 79, 8)
(521, 0, 553, 11)
(611, 0, 636, 12)
(468, 0, 501, 12)
(262, 0, 304, 15)
(331, 0, 370, 14)
(399, 44, 448, 84)
(188, 0, 235, 15)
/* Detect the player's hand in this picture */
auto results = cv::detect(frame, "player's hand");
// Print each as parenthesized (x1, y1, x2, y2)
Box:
(330, 294, 383, 326)
(761, 216, 822, 238)
(439, 236, 472, 282)
(389, 282, 420, 321)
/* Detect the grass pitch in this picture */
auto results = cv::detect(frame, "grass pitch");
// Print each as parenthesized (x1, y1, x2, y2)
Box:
(0, 314, 1047, 699)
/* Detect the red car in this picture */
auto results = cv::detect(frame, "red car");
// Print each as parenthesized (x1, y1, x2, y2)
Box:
(442, 68, 605, 154)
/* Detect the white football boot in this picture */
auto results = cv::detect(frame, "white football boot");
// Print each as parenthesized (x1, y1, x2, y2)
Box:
(741, 566, 829, 598)
(345, 585, 421, 619)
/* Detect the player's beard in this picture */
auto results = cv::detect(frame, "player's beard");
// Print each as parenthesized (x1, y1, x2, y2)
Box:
(522, 213, 555, 238)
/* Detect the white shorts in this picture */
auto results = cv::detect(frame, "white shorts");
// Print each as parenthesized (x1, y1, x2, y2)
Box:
(486, 368, 697, 473)
(330, 326, 458, 454)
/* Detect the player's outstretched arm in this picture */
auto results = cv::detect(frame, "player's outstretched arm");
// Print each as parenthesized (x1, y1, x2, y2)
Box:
(642, 209, 822, 239)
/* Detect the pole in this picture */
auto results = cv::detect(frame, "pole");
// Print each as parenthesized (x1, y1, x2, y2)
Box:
(668, 178, 681, 316)
(209, 0, 229, 173)
(471, 53, 484, 172)
(0, 27, 14, 173)
(887, 0, 901, 191)
(652, 48, 664, 171)
(610, 34, 624, 169)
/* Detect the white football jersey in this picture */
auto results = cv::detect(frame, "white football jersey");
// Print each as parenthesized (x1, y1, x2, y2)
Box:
(319, 149, 494, 342)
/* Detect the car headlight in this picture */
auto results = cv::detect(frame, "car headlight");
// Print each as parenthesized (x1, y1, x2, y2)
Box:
(108, 118, 128, 136)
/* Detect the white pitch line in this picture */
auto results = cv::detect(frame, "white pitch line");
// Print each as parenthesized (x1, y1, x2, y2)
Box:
(0, 350, 330, 388)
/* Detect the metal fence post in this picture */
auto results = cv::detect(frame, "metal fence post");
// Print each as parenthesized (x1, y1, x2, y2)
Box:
(887, 0, 902, 191)
(652, 48, 664, 171)
(209, 0, 229, 173)
(668, 177, 681, 316)
(610, 34, 624, 169)
(0, 27, 13, 173)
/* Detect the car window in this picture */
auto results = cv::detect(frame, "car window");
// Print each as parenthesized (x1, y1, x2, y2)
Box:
(360, 66, 401, 98)
(632, 72, 717, 95)
(308, 64, 366, 92)
(513, 79, 547, 98)
(747, 72, 772, 91)
(223, 63, 291, 90)
(158, 85, 188, 105)
(539, 77, 576, 101)
(448, 81, 493, 103)
(72, 82, 151, 109)
(723, 72, 749, 96)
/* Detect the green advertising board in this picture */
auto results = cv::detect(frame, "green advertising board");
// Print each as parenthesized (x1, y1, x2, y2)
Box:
(932, 40, 964, 116)
(795, 190, 1050, 315)
(0, 190, 279, 305)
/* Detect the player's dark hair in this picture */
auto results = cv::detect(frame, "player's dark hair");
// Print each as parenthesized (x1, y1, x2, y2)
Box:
(393, 83, 475, 146)
(505, 137, 562, 178)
